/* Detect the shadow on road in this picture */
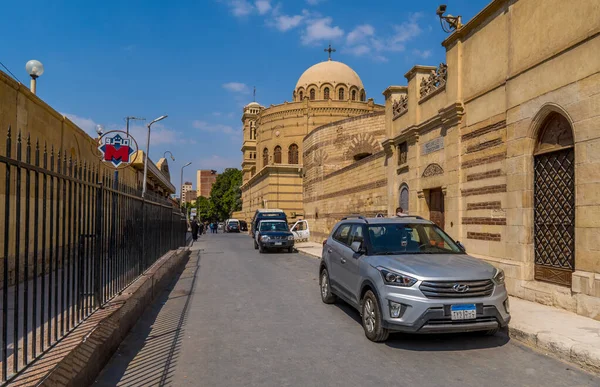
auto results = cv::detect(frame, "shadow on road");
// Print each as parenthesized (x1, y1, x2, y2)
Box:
(334, 299, 510, 352)
(94, 254, 200, 387)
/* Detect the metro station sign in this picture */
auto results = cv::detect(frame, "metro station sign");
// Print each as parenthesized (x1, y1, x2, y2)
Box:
(97, 131, 139, 168)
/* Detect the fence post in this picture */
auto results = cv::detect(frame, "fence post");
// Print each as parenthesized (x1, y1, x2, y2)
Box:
(94, 181, 104, 308)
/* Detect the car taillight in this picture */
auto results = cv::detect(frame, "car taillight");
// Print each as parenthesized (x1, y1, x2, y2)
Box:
(322, 239, 327, 246)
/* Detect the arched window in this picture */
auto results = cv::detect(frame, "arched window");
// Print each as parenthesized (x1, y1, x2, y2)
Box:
(274, 146, 282, 164)
(299, 91, 304, 100)
(351, 90, 357, 101)
(399, 184, 409, 214)
(324, 87, 330, 100)
(338, 88, 345, 100)
(310, 89, 315, 100)
(263, 148, 269, 167)
(288, 144, 299, 164)
(360, 90, 366, 101)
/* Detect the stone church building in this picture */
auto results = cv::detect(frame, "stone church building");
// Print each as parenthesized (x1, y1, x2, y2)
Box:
(237, 0, 600, 319)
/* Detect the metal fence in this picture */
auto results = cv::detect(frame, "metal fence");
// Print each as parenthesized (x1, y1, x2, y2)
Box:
(0, 127, 188, 383)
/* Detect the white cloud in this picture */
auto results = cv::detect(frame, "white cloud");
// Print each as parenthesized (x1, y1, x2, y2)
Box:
(343, 14, 425, 62)
(346, 24, 374, 45)
(128, 123, 183, 145)
(344, 45, 371, 56)
(413, 49, 432, 59)
(212, 112, 222, 117)
(227, 0, 254, 17)
(255, 0, 271, 15)
(301, 17, 344, 45)
(306, 0, 324, 4)
(63, 113, 98, 137)
(222, 82, 250, 94)
(272, 14, 305, 31)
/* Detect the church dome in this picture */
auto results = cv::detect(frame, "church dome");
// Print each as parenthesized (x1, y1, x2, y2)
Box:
(295, 60, 364, 90)
(294, 60, 366, 102)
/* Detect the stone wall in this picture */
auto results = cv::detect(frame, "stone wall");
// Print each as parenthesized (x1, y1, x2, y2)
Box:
(303, 112, 387, 241)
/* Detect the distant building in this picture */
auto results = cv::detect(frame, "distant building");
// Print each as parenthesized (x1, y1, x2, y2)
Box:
(184, 189, 197, 204)
(181, 181, 193, 204)
(197, 169, 218, 197)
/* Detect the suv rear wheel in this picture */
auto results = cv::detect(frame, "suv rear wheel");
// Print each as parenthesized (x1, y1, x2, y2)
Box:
(319, 269, 337, 304)
(361, 290, 389, 342)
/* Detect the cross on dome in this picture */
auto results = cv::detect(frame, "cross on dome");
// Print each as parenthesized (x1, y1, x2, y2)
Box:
(324, 44, 336, 61)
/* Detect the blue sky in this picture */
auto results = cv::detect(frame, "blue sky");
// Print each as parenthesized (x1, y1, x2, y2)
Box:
(1, 0, 490, 193)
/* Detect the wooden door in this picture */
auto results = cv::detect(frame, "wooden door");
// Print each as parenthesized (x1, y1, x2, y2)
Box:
(429, 189, 445, 230)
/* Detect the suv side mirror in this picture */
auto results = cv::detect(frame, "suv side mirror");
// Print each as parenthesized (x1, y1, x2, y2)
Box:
(456, 241, 466, 252)
(350, 241, 365, 254)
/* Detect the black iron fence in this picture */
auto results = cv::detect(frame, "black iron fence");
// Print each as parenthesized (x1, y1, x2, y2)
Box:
(0, 127, 188, 383)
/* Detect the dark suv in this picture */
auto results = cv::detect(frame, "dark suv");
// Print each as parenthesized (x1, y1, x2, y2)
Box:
(254, 219, 295, 253)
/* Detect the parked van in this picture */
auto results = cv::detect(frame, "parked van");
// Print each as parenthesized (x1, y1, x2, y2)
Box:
(251, 209, 287, 237)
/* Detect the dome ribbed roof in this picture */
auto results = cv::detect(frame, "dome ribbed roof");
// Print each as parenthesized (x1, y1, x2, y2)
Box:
(295, 60, 364, 90)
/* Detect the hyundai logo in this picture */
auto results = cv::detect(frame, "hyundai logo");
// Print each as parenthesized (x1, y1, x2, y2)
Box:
(453, 284, 470, 293)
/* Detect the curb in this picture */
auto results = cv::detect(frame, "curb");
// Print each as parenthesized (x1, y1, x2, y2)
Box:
(296, 248, 321, 260)
(12, 247, 191, 387)
(508, 325, 600, 375)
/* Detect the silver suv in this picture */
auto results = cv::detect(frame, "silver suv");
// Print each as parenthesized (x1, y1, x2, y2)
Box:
(319, 216, 510, 342)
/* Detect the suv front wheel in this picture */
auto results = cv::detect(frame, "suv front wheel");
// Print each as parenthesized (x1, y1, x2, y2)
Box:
(361, 290, 389, 342)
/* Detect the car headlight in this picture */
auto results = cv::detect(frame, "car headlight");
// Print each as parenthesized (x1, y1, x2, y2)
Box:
(287, 236, 294, 240)
(261, 235, 270, 241)
(377, 267, 417, 287)
(493, 268, 505, 285)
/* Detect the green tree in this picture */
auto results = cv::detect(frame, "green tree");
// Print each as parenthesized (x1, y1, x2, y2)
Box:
(209, 168, 242, 221)
(196, 196, 215, 222)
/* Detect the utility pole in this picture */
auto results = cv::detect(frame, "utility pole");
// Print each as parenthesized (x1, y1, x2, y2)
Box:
(125, 116, 145, 136)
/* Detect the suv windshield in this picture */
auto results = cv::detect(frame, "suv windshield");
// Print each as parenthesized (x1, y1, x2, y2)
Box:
(260, 222, 289, 232)
(368, 223, 463, 254)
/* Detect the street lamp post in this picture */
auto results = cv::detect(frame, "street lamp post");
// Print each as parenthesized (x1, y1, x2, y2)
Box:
(141, 115, 168, 198)
(25, 60, 44, 94)
(163, 151, 175, 161)
(180, 162, 192, 210)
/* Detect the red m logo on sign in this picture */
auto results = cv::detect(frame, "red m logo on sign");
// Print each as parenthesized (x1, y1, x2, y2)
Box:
(104, 145, 130, 163)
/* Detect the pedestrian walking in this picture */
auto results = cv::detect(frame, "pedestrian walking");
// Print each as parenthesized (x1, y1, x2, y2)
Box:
(198, 221, 204, 236)
(191, 218, 200, 241)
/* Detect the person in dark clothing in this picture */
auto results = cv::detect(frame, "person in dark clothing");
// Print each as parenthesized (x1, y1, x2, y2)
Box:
(198, 222, 204, 236)
(191, 218, 199, 241)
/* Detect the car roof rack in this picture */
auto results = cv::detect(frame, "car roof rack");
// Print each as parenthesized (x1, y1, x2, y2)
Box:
(341, 215, 369, 224)
(399, 215, 425, 220)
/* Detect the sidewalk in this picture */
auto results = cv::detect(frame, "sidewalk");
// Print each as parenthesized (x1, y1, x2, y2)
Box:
(295, 242, 600, 374)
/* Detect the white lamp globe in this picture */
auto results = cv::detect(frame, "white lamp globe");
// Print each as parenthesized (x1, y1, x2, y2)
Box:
(25, 60, 44, 77)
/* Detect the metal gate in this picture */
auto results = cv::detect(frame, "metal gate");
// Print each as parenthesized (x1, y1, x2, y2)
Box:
(534, 147, 575, 287)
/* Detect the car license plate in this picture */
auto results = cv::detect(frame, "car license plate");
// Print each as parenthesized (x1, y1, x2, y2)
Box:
(450, 304, 476, 320)
(275, 242, 282, 246)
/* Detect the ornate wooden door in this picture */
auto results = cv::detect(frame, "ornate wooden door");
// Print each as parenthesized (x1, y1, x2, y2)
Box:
(534, 148, 575, 286)
(429, 189, 445, 230)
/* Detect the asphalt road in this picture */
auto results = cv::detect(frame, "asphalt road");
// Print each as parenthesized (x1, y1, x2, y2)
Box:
(94, 233, 599, 387)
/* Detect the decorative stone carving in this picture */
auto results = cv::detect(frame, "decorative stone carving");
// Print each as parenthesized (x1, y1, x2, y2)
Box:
(419, 63, 448, 99)
(535, 113, 574, 155)
(313, 149, 329, 167)
(392, 95, 408, 119)
(422, 163, 444, 177)
(344, 133, 380, 160)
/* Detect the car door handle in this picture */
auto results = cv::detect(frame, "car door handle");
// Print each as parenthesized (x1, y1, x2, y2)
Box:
(340, 257, 346, 264)
(327, 249, 333, 253)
